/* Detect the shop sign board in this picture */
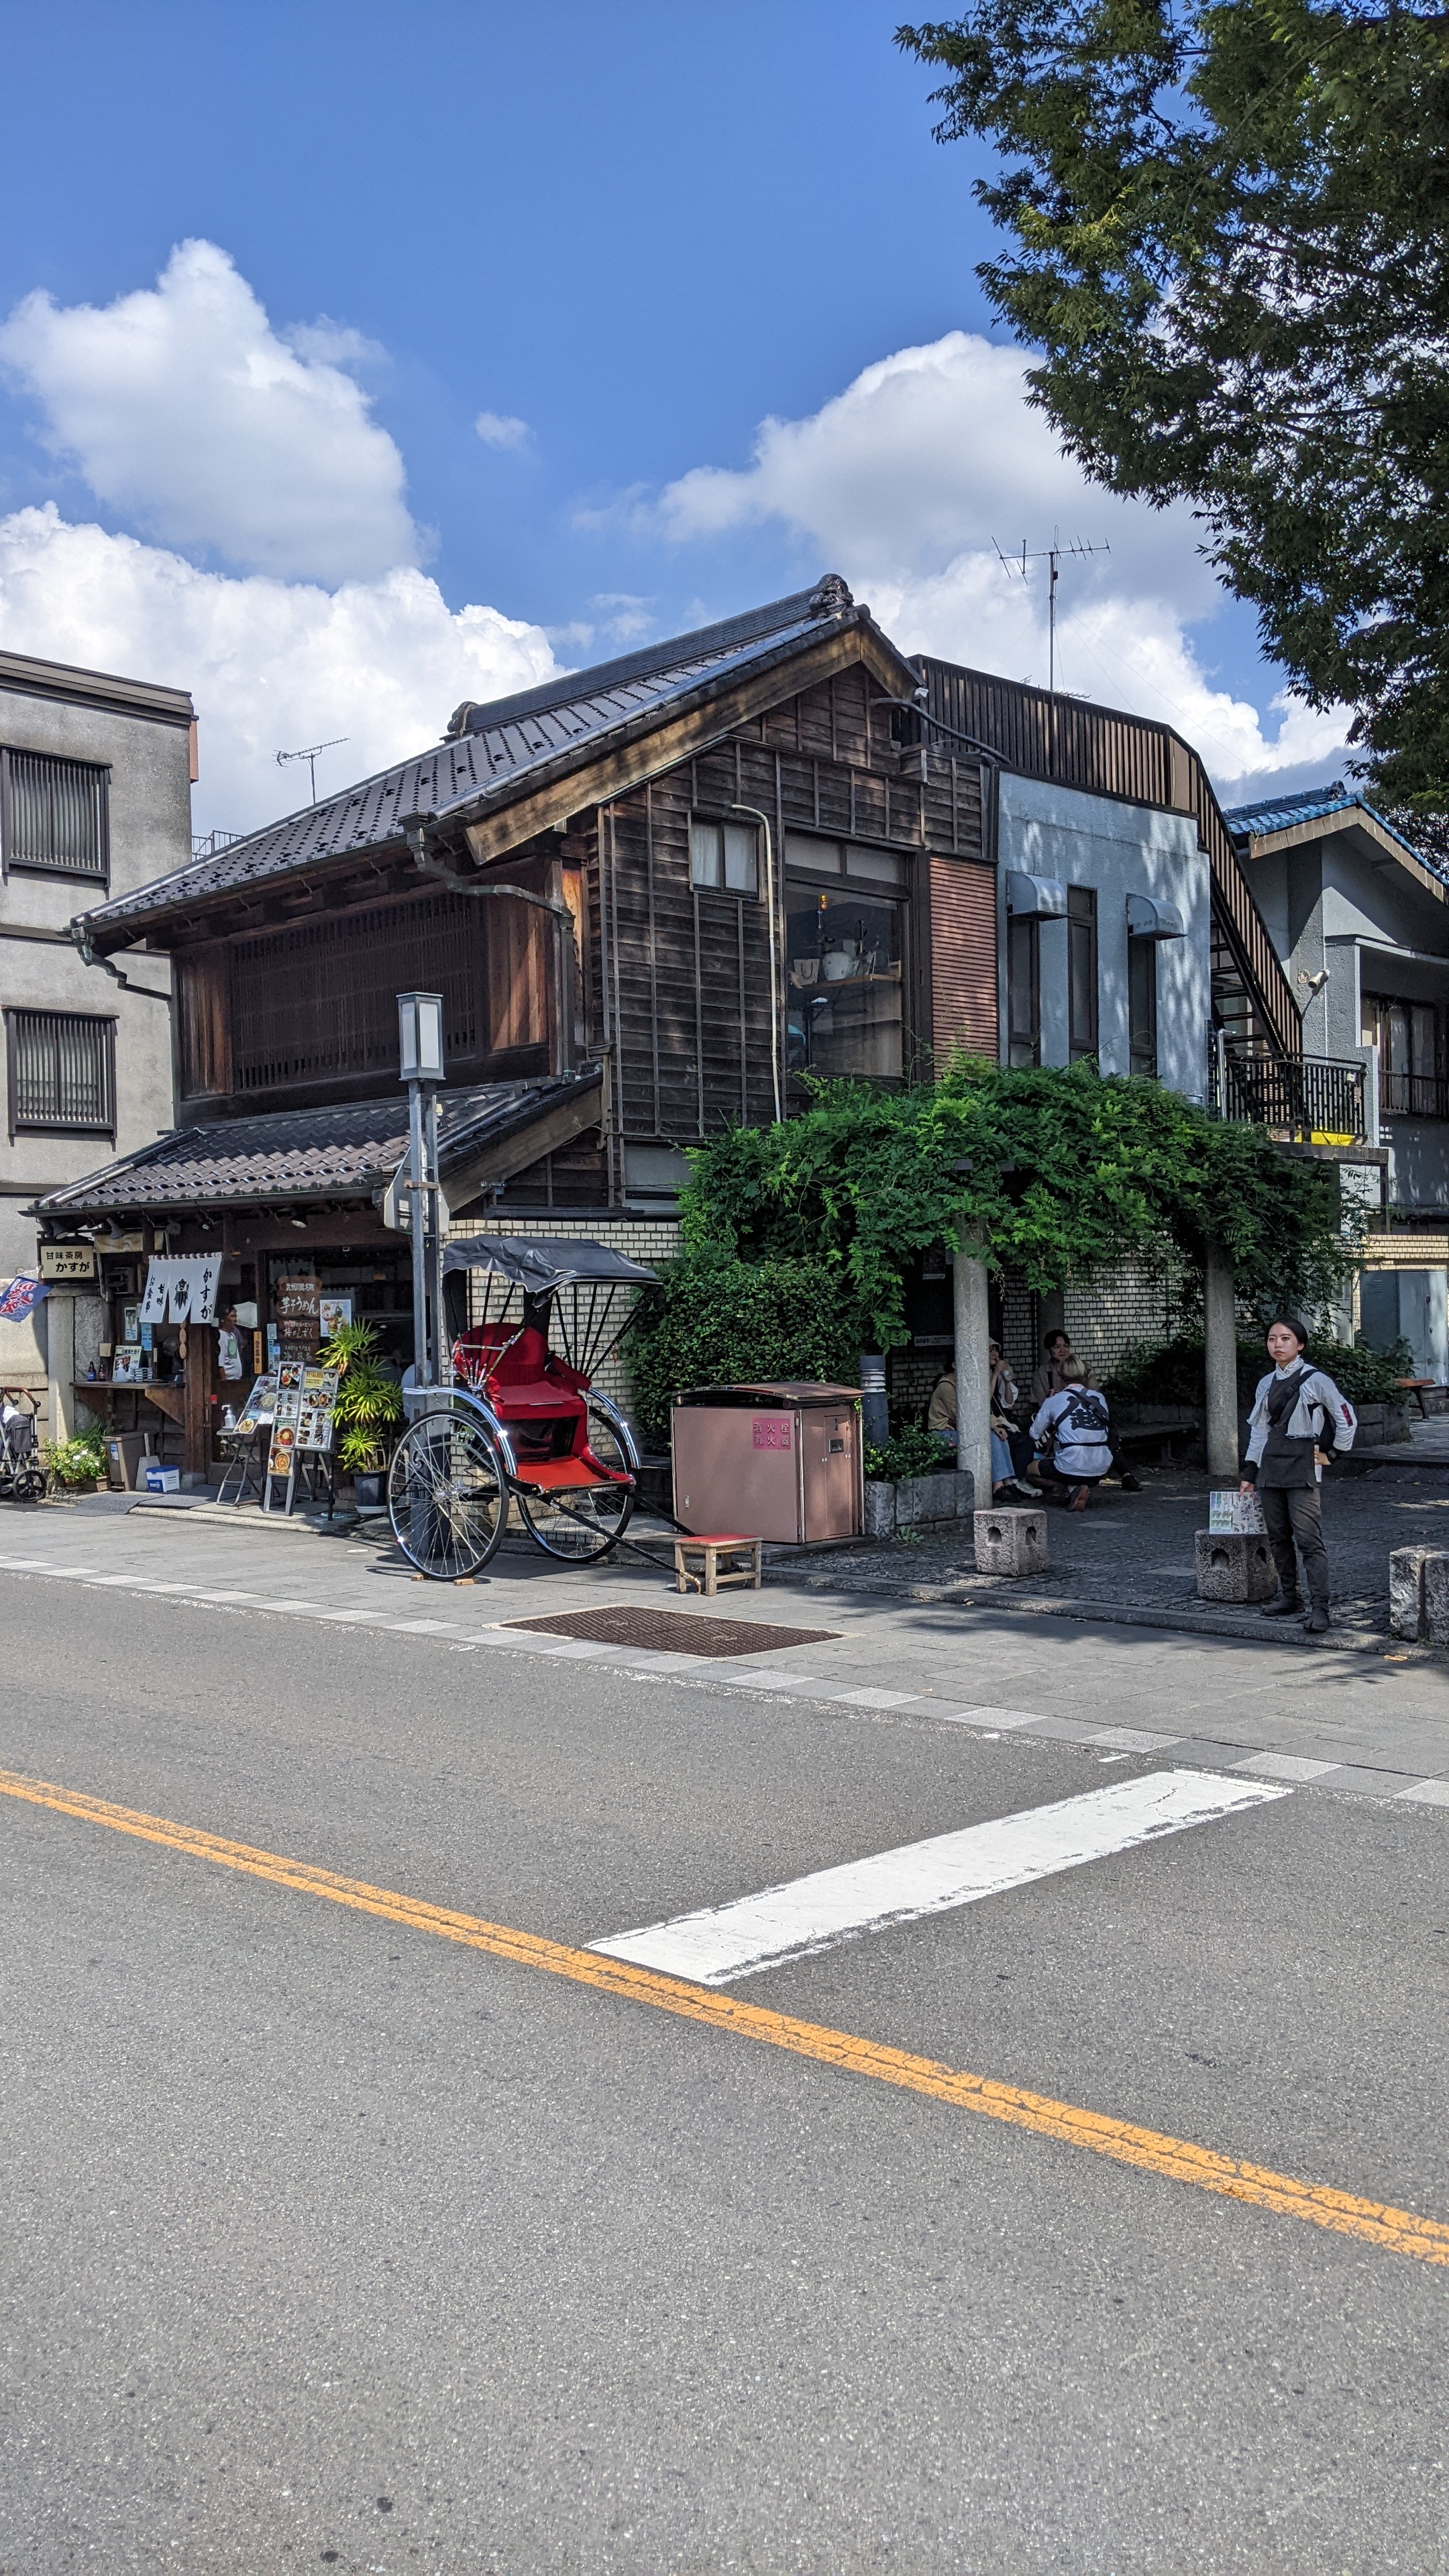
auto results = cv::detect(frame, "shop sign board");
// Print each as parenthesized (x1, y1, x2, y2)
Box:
(40, 1242, 99, 1283)
(276, 1275, 321, 1355)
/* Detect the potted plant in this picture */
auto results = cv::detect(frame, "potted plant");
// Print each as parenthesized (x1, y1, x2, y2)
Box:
(319, 1321, 405, 1509)
(44, 1430, 109, 1496)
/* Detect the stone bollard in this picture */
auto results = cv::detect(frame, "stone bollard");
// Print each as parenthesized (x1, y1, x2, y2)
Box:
(1194, 1529, 1277, 1605)
(1389, 1546, 1435, 1640)
(973, 1505, 1048, 1577)
(1424, 1554, 1449, 1648)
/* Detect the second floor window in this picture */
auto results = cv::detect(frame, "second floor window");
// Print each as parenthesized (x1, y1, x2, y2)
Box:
(1068, 886, 1098, 1060)
(1006, 916, 1040, 1067)
(1365, 993, 1444, 1118)
(690, 816, 759, 895)
(5, 1008, 116, 1136)
(1128, 935, 1158, 1077)
(1, 748, 109, 882)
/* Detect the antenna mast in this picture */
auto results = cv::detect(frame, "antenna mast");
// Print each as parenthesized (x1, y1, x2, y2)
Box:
(994, 533, 1110, 696)
(275, 737, 348, 804)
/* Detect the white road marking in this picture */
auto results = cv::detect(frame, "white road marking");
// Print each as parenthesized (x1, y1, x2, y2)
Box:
(589, 1768, 1290, 1986)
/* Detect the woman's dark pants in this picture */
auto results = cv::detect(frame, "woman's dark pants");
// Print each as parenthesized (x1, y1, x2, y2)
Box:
(1260, 1483, 1328, 1610)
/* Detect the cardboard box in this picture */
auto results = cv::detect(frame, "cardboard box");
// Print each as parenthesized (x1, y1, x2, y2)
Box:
(144, 1465, 181, 1493)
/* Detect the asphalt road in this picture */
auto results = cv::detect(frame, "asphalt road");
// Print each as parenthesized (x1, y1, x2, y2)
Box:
(3, 1570, 1448, 2575)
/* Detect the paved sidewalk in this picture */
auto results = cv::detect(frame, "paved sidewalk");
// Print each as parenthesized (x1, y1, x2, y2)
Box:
(5, 1484, 1448, 1805)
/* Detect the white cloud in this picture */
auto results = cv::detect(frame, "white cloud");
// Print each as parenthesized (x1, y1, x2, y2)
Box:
(0, 239, 417, 584)
(0, 504, 557, 833)
(659, 331, 1350, 788)
(474, 411, 531, 451)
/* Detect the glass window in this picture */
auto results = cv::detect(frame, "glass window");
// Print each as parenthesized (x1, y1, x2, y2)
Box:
(1365, 994, 1444, 1116)
(6, 1008, 115, 1134)
(784, 831, 907, 890)
(786, 883, 904, 1078)
(1, 749, 109, 881)
(1006, 916, 1039, 1067)
(1067, 885, 1098, 1060)
(690, 816, 758, 895)
(1128, 936, 1157, 1076)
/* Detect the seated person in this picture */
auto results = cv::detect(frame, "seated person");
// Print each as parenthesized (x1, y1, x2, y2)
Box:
(928, 1347, 1033, 1500)
(1029, 1366, 1114, 1511)
(1030, 1327, 1142, 1490)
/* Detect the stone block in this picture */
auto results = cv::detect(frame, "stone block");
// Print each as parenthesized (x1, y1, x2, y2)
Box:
(1390, 1545, 1434, 1640)
(1423, 1553, 1449, 1648)
(1194, 1529, 1277, 1603)
(896, 1468, 975, 1527)
(973, 1505, 1048, 1576)
(864, 1481, 896, 1540)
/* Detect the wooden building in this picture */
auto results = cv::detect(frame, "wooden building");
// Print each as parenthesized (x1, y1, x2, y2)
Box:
(34, 576, 1296, 1473)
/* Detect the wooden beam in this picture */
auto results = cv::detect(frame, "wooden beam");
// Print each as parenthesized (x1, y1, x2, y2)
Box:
(462, 627, 911, 867)
(441, 1080, 604, 1210)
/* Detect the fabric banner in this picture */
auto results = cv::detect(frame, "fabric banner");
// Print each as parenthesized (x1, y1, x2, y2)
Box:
(0, 1274, 50, 1323)
(140, 1256, 222, 1326)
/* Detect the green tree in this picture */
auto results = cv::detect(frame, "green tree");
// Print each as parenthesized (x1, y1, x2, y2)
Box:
(896, 2, 1449, 805)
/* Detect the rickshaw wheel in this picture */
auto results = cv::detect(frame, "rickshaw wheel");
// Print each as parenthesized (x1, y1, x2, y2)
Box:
(516, 1402, 635, 1563)
(388, 1411, 508, 1580)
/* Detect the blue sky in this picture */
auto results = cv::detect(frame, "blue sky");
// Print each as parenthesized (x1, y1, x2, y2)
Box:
(0, 0, 1349, 830)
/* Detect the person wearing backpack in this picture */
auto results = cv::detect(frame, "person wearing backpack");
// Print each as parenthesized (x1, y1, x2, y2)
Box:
(1240, 1317, 1358, 1633)
(1029, 1364, 1114, 1511)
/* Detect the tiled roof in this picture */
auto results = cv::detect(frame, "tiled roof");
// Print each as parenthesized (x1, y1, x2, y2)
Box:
(78, 578, 861, 943)
(34, 1067, 601, 1218)
(1224, 781, 1425, 861)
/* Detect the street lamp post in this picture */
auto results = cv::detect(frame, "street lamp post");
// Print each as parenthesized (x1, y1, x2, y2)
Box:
(397, 991, 445, 1390)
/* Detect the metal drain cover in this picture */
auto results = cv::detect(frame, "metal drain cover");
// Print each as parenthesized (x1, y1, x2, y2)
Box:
(506, 1605, 838, 1657)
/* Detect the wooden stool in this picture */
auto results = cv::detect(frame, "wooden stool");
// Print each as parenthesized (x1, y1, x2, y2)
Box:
(674, 1533, 763, 1596)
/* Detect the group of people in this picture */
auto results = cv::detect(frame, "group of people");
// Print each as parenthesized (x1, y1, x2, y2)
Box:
(928, 1326, 1144, 1514)
(927, 1312, 1358, 1628)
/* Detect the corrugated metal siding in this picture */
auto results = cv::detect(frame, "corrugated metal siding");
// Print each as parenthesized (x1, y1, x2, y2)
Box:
(929, 858, 998, 1061)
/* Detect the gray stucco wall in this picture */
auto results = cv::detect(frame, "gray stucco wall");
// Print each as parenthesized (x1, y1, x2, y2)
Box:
(996, 773, 1210, 1101)
(1, 666, 191, 1409)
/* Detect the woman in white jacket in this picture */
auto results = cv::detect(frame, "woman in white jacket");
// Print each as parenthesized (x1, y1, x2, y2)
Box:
(1240, 1317, 1357, 1632)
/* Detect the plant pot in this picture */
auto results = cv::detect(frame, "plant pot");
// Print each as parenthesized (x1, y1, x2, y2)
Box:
(354, 1471, 386, 1509)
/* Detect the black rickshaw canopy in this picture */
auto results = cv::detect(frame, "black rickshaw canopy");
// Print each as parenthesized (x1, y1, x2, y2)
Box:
(440, 1234, 660, 1379)
(440, 1235, 659, 1293)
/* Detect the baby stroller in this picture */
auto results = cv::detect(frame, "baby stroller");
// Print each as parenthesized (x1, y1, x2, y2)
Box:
(1, 1391, 46, 1503)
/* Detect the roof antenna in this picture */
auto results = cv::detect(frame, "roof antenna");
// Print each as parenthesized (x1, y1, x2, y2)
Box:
(275, 737, 348, 804)
(994, 533, 1110, 697)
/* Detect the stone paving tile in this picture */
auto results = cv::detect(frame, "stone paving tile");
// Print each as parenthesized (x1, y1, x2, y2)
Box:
(1313, 1766, 1415, 1797)
(1396, 1777, 1449, 1805)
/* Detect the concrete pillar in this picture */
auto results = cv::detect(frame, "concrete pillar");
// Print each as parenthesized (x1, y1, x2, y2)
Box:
(1204, 1238, 1240, 1479)
(953, 1224, 993, 1505)
(44, 1292, 78, 1444)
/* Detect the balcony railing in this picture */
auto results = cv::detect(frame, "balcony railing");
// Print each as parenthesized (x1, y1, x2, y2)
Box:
(1380, 1069, 1449, 1122)
(1209, 1036, 1368, 1141)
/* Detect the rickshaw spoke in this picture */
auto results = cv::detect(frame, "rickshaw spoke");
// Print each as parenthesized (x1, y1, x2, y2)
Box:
(387, 1412, 508, 1580)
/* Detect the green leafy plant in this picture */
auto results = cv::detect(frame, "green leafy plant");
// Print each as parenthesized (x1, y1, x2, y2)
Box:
(319, 1320, 404, 1471)
(44, 1431, 107, 1488)
(864, 1421, 952, 1485)
(625, 1252, 865, 1450)
(668, 1061, 1359, 1351)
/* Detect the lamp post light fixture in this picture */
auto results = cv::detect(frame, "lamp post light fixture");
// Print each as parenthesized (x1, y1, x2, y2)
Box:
(397, 992, 446, 1391)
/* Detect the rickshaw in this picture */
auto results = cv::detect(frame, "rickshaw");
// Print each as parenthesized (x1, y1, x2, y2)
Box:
(386, 1236, 659, 1580)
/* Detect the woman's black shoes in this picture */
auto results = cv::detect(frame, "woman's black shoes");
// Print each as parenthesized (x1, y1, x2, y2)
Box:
(1303, 1607, 1331, 1633)
(1260, 1593, 1303, 1617)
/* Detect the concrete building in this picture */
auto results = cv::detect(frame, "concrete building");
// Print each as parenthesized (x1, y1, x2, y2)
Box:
(1226, 783, 1449, 1380)
(1, 648, 193, 1432)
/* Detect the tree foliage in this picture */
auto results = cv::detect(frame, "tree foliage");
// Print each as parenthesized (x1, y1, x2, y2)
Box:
(672, 1063, 1357, 1347)
(626, 1254, 867, 1448)
(896, 2, 1449, 804)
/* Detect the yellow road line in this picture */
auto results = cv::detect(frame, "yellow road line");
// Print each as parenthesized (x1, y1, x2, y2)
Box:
(3, 1762, 1446, 2271)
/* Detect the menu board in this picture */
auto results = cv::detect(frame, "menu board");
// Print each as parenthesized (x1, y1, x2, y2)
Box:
(234, 1373, 277, 1437)
(275, 1275, 321, 1356)
(266, 1360, 305, 1482)
(297, 1365, 339, 1455)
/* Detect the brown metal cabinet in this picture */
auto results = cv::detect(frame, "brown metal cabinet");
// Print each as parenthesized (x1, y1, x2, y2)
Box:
(671, 1382, 863, 1544)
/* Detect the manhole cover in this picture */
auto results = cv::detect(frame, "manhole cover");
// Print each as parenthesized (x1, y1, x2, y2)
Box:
(506, 1606, 838, 1657)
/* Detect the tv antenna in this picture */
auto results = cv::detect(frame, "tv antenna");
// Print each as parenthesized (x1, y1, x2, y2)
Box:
(275, 737, 348, 804)
(994, 533, 1110, 696)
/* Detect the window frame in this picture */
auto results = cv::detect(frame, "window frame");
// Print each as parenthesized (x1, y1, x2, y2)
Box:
(0, 745, 111, 888)
(689, 812, 761, 898)
(1128, 933, 1158, 1078)
(5, 1006, 117, 1140)
(1067, 885, 1099, 1062)
(1006, 914, 1040, 1067)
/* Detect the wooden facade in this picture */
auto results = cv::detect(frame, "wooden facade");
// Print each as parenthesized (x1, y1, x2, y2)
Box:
(164, 653, 997, 1209)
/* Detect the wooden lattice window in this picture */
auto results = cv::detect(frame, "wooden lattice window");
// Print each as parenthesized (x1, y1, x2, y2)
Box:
(6, 1008, 115, 1134)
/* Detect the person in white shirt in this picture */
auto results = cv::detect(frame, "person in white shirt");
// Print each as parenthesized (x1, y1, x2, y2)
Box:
(1029, 1364, 1114, 1511)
